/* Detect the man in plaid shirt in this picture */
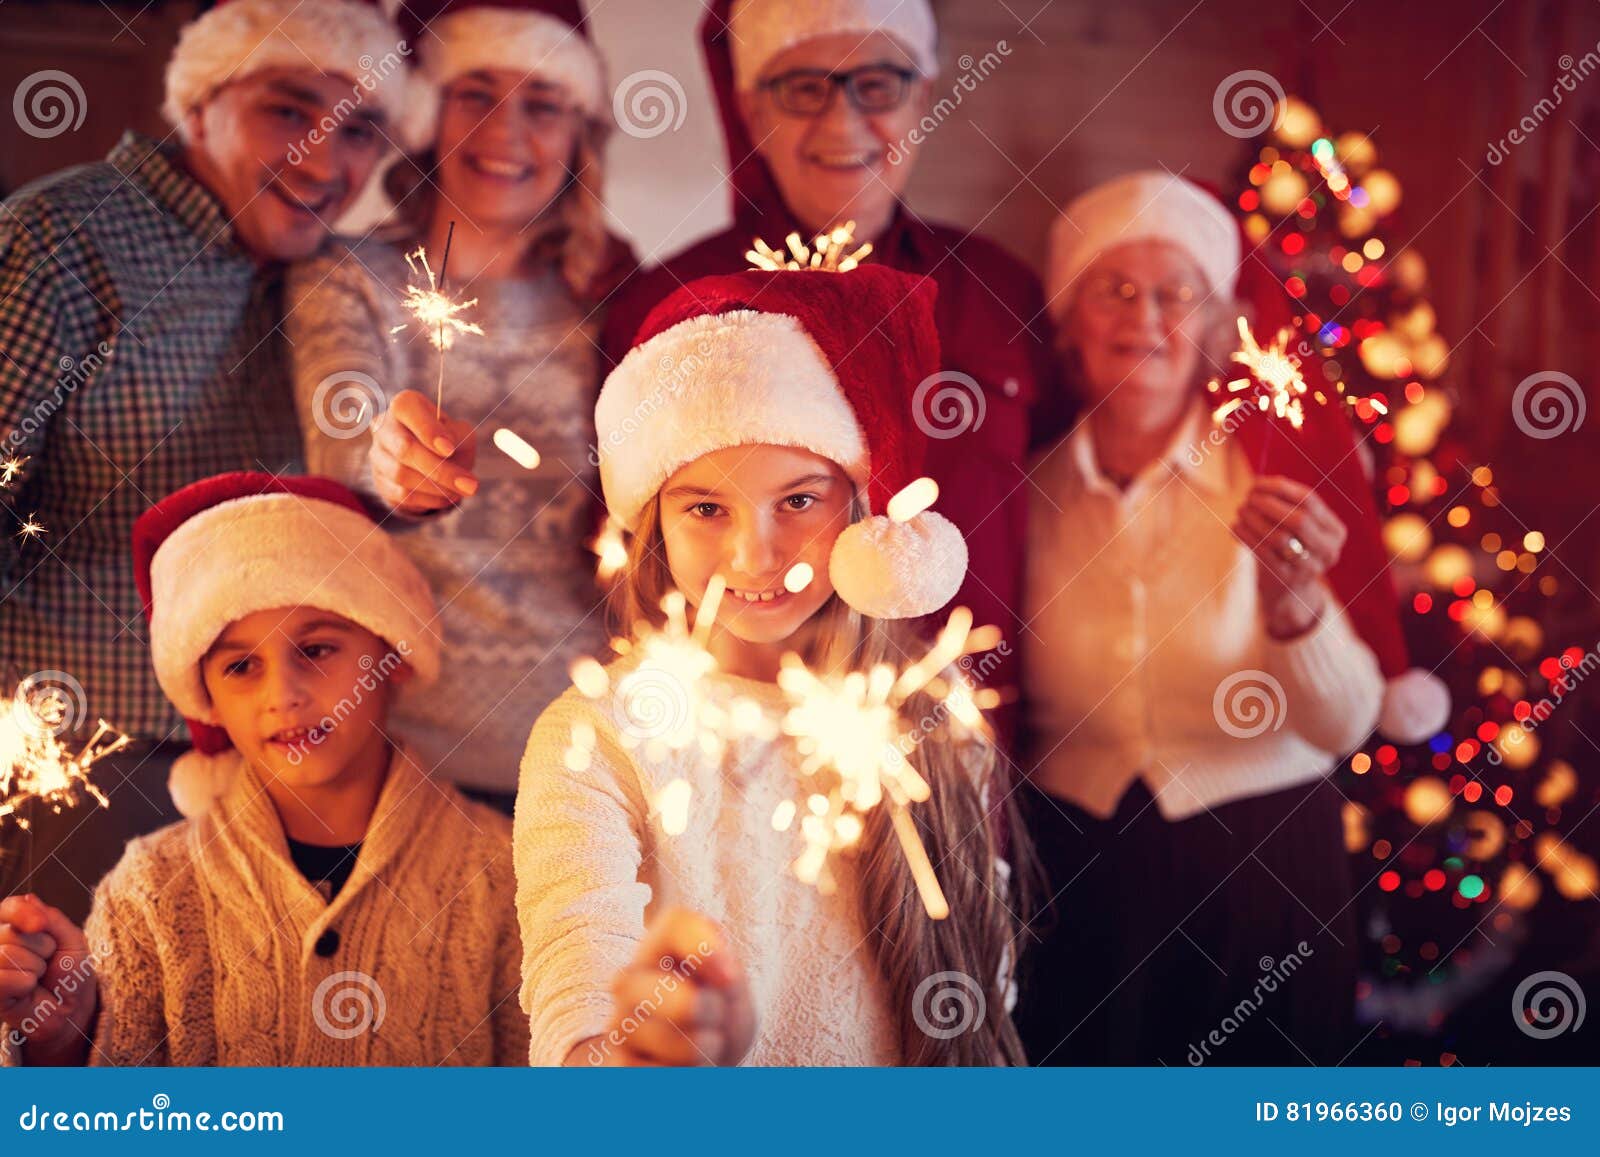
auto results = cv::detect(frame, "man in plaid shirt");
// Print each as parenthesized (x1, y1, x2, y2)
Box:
(0, 0, 412, 921)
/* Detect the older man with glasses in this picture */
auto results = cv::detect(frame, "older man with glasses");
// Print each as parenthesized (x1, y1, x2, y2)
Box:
(604, 0, 1057, 756)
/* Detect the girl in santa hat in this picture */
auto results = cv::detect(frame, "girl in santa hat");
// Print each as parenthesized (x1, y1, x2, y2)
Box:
(516, 265, 1026, 1066)
(602, 0, 1056, 752)
(1016, 172, 1449, 1066)
(286, 0, 635, 812)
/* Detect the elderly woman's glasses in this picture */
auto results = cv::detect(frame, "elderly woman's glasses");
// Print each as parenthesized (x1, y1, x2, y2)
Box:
(1079, 274, 1199, 318)
(759, 65, 917, 116)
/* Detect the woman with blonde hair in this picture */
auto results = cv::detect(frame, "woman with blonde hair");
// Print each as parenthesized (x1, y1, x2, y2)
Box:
(286, 0, 634, 811)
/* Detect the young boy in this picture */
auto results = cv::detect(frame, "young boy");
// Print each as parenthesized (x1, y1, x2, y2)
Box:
(0, 0, 411, 924)
(0, 472, 528, 1065)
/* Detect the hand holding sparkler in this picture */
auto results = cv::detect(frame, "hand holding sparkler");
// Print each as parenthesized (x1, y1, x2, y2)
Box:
(368, 388, 480, 515)
(0, 893, 95, 1066)
(579, 906, 754, 1067)
(1232, 475, 1348, 638)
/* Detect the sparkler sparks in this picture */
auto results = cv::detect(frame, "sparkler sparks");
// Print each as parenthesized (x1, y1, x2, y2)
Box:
(565, 577, 775, 829)
(774, 606, 999, 919)
(0, 454, 28, 489)
(0, 453, 46, 543)
(747, 220, 874, 272)
(1212, 317, 1311, 430)
(1, 677, 127, 829)
(388, 223, 483, 419)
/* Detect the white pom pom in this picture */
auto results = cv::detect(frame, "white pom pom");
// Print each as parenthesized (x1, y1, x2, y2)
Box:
(828, 511, 967, 619)
(167, 749, 239, 818)
(1377, 667, 1452, 745)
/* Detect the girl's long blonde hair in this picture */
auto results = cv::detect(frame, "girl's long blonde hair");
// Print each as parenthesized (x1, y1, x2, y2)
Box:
(613, 494, 1031, 1066)
(384, 112, 612, 300)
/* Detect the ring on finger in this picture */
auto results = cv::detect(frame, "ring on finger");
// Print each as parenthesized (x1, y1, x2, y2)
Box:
(1280, 535, 1312, 565)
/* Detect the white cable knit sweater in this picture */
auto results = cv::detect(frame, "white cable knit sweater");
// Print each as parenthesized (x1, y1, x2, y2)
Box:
(7, 744, 528, 1066)
(514, 653, 902, 1066)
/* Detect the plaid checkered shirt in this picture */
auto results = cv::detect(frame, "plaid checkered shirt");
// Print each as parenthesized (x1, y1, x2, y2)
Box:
(1, 132, 303, 740)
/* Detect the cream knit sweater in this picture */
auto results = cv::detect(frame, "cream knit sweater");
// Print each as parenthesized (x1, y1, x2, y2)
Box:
(7, 745, 528, 1066)
(514, 653, 902, 1066)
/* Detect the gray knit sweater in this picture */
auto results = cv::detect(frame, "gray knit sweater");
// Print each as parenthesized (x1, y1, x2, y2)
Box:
(286, 237, 610, 791)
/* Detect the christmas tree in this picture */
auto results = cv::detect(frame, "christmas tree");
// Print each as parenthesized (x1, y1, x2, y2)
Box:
(1226, 97, 1598, 1063)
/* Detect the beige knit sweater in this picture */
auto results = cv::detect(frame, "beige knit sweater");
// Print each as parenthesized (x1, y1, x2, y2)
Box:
(7, 744, 528, 1066)
(514, 653, 902, 1067)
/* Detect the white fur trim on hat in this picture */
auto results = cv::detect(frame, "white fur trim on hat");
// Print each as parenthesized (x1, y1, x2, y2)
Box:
(1377, 667, 1452, 746)
(163, 0, 411, 133)
(147, 493, 441, 723)
(1047, 171, 1241, 321)
(829, 509, 966, 619)
(402, 7, 604, 150)
(595, 310, 868, 530)
(728, 0, 939, 89)
(167, 748, 241, 819)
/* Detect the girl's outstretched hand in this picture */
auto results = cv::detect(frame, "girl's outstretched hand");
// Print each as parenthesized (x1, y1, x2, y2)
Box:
(580, 906, 756, 1067)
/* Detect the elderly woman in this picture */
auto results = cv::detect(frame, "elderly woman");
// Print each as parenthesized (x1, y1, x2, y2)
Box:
(286, 0, 633, 811)
(1016, 172, 1423, 1066)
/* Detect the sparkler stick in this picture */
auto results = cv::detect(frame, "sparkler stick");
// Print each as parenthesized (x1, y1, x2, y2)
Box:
(389, 221, 483, 421)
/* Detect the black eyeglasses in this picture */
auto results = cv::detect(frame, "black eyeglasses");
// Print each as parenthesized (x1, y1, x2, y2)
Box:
(759, 65, 917, 116)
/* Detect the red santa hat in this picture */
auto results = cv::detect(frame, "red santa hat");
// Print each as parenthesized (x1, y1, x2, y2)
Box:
(396, 0, 606, 151)
(132, 472, 441, 816)
(1047, 170, 1451, 745)
(596, 265, 967, 620)
(724, 0, 940, 90)
(163, 0, 411, 134)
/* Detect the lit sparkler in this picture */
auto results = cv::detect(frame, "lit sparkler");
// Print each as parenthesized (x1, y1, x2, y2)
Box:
(1, 676, 128, 830)
(389, 221, 483, 419)
(773, 605, 1000, 920)
(566, 576, 775, 832)
(747, 221, 874, 272)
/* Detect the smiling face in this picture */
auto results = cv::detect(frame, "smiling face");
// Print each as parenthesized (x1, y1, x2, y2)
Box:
(658, 444, 854, 671)
(200, 606, 412, 794)
(183, 69, 388, 262)
(434, 69, 580, 233)
(1062, 240, 1218, 411)
(737, 32, 929, 241)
